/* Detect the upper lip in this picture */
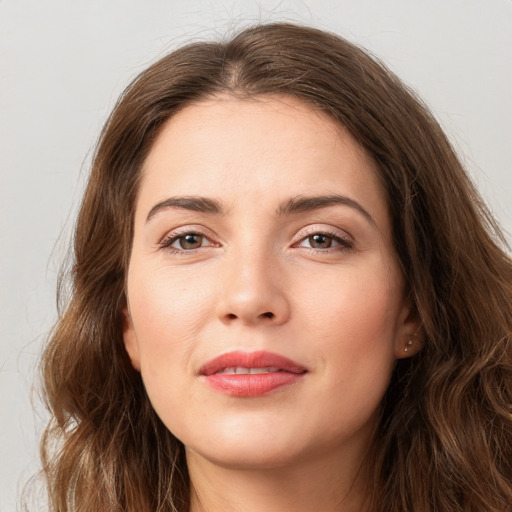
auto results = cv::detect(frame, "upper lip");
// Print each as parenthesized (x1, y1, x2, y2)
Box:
(199, 350, 307, 376)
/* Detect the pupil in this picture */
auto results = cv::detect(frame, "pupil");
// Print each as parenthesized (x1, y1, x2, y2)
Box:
(310, 234, 332, 248)
(180, 234, 202, 249)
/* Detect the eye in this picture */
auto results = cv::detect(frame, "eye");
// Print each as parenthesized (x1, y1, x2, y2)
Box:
(160, 232, 214, 251)
(303, 233, 334, 249)
(296, 231, 353, 251)
(174, 233, 206, 250)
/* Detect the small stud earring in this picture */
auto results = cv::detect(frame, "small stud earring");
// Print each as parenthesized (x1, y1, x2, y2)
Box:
(404, 332, 418, 352)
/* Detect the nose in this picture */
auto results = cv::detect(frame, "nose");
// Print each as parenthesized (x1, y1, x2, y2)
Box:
(215, 250, 291, 326)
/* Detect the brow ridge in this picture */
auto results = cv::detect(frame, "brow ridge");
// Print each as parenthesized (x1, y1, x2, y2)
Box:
(146, 196, 223, 222)
(278, 194, 375, 225)
(146, 193, 374, 225)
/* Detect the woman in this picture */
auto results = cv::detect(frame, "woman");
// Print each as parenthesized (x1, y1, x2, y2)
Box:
(40, 23, 512, 511)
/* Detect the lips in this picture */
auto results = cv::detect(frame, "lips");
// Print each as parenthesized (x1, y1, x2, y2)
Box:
(199, 350, 307, 397)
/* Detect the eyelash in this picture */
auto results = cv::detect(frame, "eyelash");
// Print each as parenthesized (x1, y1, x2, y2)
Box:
(158, 228, 354, 254)
(159, 230, 217, 254)
(295, 229, 354, 252)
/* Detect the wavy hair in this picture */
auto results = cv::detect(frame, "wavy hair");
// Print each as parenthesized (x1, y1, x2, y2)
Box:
(40, 23, 512, 511)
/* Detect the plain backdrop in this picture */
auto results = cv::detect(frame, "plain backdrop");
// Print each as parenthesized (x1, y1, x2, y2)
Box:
(1, 1, 511, 510)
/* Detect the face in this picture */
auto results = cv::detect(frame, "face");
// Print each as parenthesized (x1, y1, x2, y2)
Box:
(123, 95, 420, 470)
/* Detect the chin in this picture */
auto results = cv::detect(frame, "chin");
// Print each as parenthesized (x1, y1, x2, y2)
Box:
(186, 438, 303, 471)
(180, 414, 309, 470)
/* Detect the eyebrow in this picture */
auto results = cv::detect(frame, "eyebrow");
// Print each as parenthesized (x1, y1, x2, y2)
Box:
(277, 194, 375, 225)
(145, 194, 375, 226)
(146, 196, 224, 222)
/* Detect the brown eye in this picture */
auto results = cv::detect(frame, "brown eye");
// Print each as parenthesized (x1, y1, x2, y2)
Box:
(177, 234, 204, 250)
(307, 234, 333, 249)
(163, 233, 208, 251)
(297, 231, 353, 252)
(161, 229, 218, 253)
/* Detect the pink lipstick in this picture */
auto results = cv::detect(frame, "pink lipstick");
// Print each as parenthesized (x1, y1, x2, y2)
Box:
(199, 350, 307, 397)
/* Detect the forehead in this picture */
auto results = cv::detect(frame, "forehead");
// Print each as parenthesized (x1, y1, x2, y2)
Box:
(137, 95, 388, 227)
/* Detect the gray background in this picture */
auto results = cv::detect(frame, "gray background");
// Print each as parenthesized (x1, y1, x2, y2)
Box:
(1, 1, 511, 510)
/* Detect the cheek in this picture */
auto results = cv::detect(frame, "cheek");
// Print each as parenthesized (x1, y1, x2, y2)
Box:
(297, 262, 401, 402)
(127, 263, 215, 373)
(300, 262, 402, 349)
(126, 265, 216, 433)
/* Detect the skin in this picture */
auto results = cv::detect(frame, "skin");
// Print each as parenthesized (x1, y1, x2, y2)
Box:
(123, 95, 421, 512)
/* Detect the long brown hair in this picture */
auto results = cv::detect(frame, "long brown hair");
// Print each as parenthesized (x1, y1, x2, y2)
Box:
(40, 22, 512, 511)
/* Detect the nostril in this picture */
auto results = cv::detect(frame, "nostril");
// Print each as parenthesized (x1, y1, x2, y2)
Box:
(261, 312, 274, 319)
(227, 313, 237, 319)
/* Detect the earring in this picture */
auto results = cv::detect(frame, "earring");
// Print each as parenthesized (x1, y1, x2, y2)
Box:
(404, 332, 418, 352)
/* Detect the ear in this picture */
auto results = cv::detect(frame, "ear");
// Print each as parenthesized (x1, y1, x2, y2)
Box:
(394, 295, 424, 360)
(122, 307, 141, 371)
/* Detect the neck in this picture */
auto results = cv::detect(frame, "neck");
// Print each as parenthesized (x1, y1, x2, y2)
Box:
(187, 443, 371, 512)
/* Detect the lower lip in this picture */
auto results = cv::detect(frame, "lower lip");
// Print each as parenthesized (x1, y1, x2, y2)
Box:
(204, 372, 305, 397)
